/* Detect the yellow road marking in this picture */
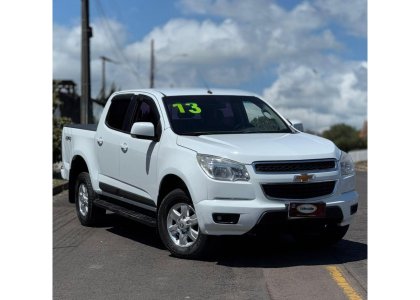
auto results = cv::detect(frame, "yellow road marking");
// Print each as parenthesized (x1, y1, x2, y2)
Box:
(325, 266, 363, 300)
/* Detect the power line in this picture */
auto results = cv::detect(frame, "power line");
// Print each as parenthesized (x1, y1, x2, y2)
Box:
(109, 0, 124, 22)
(150, 39, 155, 88)
(93, 0, 140, 82)
(94, 0, 139, 80)
(100, 55, 117, 102)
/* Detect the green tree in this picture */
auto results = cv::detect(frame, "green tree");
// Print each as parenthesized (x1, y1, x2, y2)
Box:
(53, 83, 72, 162)
(53, 117, 72, 162)
(95, 81, 119, 107)
(250, 116, 278, 131)
(322, 123, 367, 152)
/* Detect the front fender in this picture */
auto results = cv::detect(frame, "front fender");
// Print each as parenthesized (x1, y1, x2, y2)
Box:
(157, 144, 208, 205)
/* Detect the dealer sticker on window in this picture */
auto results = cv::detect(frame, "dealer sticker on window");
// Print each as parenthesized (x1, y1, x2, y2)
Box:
(172, 102, 202, 114)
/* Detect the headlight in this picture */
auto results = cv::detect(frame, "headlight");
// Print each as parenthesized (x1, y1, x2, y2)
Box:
(340, 151, 355, 176)
(196, 154, 250, 181)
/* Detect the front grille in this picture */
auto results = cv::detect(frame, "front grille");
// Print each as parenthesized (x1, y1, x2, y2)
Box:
(254, 159, 336, 173)
(262, 181, 336, 199)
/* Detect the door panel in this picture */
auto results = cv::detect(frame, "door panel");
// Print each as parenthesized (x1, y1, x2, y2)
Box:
(96, 126, 125, 180)
(96, 94, 134, 182)
(119, 95, 162, 201)
(119, 138, 160, 200)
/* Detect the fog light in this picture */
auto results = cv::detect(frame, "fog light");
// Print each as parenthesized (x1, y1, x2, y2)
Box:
(212, 213, 240, 224)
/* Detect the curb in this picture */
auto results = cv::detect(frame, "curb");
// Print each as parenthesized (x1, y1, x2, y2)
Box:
(53, 182, 69, 195)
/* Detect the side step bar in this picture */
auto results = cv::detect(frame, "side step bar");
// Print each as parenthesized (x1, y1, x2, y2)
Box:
(94, 199, 157, 227)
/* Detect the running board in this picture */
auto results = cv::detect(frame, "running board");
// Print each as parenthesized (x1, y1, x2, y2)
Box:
(94, 199, 157, 227)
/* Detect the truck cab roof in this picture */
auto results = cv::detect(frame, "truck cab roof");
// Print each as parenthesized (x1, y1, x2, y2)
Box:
(111, 88, 258, 98)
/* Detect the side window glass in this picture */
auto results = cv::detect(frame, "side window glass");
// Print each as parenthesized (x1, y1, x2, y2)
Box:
(105, 95, 132, 132)
(133, 98, 160, 128)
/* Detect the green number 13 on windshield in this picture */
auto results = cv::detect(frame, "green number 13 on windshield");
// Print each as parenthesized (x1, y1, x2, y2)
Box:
(172, 103, 202, 114)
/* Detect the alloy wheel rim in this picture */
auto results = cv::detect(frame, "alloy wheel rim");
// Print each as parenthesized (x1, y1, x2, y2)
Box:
(78, 183, 89, 217)
(166, 203, 199, 248)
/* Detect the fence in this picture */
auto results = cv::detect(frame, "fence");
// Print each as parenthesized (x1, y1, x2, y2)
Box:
(348, 149, 367, 162)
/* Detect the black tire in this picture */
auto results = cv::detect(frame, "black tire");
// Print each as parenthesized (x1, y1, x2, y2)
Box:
(322, 224, 349, 244)
(75, 172, 106, 226)
(157, 188, 208, 259)
(293, 224, 349, 246)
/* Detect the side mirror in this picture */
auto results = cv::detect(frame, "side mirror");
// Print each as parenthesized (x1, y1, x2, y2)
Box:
(130, 122, 155, 139)
(289, 119, 304, 132)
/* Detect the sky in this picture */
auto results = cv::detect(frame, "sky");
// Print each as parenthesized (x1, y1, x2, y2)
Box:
(53, 0, 367, 132)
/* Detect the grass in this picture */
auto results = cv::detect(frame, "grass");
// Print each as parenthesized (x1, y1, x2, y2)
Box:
(53, 179, 67, 188)
(355, 161, 367, 172)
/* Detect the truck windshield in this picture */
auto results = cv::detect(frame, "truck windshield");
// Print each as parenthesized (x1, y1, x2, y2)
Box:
(163, 95, 292, 135)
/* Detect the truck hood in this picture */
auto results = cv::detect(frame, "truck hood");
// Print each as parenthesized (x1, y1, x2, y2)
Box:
(177, 133, 340, 164)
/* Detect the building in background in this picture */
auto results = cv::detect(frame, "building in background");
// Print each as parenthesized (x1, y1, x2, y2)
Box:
(53, 79, 104, 123)
(53, 80, 81, 123)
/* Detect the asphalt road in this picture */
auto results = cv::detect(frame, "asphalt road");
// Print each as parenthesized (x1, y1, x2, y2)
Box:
(54, 171, 367, 300)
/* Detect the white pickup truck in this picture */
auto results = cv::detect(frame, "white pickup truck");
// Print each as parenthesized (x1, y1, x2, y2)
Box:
(61, 88, 358, 258)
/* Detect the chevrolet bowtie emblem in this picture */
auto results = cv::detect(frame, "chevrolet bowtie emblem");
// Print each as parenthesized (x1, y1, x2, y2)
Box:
(294, 173, 315, 182)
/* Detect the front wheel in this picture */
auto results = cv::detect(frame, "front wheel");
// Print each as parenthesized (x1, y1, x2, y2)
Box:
(322, 224, 349, 244)
(157, 189, 208, 258)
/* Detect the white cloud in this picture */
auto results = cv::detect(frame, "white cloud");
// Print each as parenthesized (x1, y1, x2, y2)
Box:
(314, 0, 367, 37)
(263, 59, 367, 132)
(178, 0, 339, 61)
(126, 18, 248, 65)
(53, 19, 145, 98)
(180, 0, 367, 37)
(53, 0, 366, 131)
(179, 0, 284, 22)
(53, 24, 81, 81)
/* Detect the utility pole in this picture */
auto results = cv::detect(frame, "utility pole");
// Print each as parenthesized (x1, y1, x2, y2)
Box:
(100, 56, 116, 102)
(149, 39, 155, 88)
(81, 0, 93, 124)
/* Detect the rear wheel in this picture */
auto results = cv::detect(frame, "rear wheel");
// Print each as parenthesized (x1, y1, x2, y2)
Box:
(75, 172, 105, 226)
(158, 189, 208, 258)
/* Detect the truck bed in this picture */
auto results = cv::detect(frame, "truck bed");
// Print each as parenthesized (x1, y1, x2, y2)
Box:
(64, 124, 98, 131)
(61, 124, 98, 181)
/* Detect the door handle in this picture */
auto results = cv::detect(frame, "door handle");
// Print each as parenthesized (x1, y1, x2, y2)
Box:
(96, 137, 103, 146)
(121, 142, 128, 153)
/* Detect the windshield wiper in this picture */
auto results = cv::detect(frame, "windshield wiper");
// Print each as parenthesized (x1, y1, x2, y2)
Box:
(183, 131, 240, 136)
(184, 132, 211, 136)
(184, 130, 292, 136)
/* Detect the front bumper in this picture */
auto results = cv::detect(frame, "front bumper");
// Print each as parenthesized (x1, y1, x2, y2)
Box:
(195, 190, 358, 235)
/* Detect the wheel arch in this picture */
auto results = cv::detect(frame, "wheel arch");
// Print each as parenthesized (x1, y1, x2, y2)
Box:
(157, 174, 192, 209)
(68, 155, 90, 203)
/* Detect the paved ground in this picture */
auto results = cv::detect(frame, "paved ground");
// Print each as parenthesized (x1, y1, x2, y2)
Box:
(53, 171, 367, 299)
